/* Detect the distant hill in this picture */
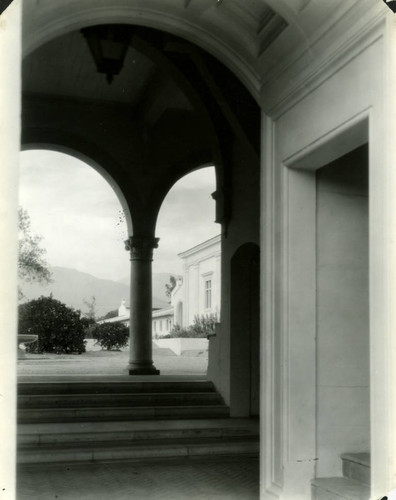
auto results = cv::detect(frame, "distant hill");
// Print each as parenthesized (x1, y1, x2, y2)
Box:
(20, 267, 170, 318)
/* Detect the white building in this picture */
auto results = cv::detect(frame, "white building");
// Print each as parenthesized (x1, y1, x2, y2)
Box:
(151, 235, 221, 336)
(172, 235, 221, 328)
(152, 306, 174, 338)
(100, 297, 168, 329)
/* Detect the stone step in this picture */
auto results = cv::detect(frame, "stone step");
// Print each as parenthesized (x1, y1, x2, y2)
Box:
(18, 404, 230, 424)
(17, 435, 259, 466)
(18, 418, 258, 445)
(18, 380, 215, 396)
(18, 392, 223, 409)
(311, 477, 370, 500)
(341, 452, 370, 486)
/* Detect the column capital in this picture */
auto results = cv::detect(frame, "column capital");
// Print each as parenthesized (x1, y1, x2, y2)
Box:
(124, 236, 159, 261)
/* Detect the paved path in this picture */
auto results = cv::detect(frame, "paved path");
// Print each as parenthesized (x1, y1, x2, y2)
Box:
(17, 458, 259, 500)
(17, 348, 208, 377)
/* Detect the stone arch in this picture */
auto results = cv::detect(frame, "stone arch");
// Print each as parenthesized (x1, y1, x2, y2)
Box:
(22, 2, 264, 101)
(21, 142, 133, 235)
(153, 163, 218, 234)
(230, 242, 260, 417)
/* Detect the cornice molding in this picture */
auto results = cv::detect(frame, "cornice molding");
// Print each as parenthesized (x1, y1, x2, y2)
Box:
(178, 234, 221, 259)
(261, 1, 386, 119)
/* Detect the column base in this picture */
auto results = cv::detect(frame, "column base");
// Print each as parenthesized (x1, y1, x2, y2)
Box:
(127, 363, 160, 375)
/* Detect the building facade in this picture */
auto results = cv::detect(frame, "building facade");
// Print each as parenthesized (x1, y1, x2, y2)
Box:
(172, 235, 221, 328)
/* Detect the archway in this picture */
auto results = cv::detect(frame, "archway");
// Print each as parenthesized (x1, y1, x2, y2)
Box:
(154, 166, 218, 370)
(17, 148, 136, 375)
(230, 243, 260, 417)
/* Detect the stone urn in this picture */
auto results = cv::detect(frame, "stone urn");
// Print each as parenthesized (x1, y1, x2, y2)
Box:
(18, 334, 38, 359)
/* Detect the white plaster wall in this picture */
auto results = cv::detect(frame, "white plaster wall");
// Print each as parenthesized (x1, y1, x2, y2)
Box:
(316, 146, 370, 477)
(0, 3, 21, 497)
(153, 338, 208, 356)
(217, 139, 260, 410)
(261, 26, 387, 499)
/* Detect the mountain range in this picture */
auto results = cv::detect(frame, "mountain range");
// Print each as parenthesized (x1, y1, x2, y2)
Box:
(19, 267, 173, 318)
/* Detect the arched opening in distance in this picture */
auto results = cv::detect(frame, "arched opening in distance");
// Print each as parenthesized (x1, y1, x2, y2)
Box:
(154, 166, 219, 372)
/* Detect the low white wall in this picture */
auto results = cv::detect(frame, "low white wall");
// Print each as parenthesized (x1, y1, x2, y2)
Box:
(84, 339, 102, 351)
(153, 338, 208, 356)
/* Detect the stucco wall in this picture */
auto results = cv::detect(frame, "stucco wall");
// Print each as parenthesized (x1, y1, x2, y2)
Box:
(260, 25, 386, 498)
(213, 138, 260, 410)
(316, 145, 370, 476)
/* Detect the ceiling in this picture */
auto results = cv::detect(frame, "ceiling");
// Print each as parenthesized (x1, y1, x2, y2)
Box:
(22, 0, 289, 108)
(24, 30, 162, 107)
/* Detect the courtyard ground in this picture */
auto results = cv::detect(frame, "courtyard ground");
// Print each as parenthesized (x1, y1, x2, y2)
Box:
(17, 344, 208, 377)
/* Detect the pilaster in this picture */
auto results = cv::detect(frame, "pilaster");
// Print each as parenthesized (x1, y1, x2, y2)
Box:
(369, 12, 396, 498)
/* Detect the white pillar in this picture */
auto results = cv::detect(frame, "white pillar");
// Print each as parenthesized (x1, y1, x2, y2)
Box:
(125, 236, 160, 375)
(0, 2, 21, 499)
(369, 13, 396, 499)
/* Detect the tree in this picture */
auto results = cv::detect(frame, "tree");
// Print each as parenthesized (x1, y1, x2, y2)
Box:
(91, 322, 129, 351)
(83, 296, 96, 321)
(18, 295, 86, 354)
(98, 309, 118, 321)
(81, 296, 97, 339)
(165, 275, 177, 299)
(18, 207, 51, 298)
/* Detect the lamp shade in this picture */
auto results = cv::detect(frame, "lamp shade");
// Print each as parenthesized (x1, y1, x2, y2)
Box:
(81, 25, 133, 83)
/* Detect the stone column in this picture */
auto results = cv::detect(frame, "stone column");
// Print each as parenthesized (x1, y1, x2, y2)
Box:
(125, 236, 160, 375)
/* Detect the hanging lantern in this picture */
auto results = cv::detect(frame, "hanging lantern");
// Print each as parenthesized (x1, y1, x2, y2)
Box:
(81, 25, 133, 84)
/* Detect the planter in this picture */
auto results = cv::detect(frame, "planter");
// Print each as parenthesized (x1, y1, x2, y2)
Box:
(18, 334, 38, 359)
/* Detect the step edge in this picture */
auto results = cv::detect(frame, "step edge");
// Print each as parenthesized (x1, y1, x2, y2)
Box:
(340, 453, 370, 467)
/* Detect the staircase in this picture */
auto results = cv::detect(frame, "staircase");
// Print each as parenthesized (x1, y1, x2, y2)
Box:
(311, 453, 370, 500)
(17, 379, 259, 466)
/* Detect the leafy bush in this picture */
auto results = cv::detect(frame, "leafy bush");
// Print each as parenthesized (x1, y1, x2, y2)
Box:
(98, 309, 118, 321)
(92, 322, 129, 351)
(169, 314, 217, 338)
(18, 296, 86, 354)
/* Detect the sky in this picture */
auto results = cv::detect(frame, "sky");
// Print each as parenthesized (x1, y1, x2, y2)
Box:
(19, 150, 219, 281)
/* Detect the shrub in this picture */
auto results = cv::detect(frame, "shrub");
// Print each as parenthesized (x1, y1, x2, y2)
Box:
(18, 296, 86, 354)
(169, 314, 217, 338)
(92, 322, 129, 351)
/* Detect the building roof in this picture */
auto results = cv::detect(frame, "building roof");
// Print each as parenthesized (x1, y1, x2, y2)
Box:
(178, 234, 221, 259)
(122, 297, 170, 310)
(152, 306, 174, 318)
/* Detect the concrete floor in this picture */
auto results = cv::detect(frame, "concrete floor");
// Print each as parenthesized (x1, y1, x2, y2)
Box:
(17, 457, 259, 500)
